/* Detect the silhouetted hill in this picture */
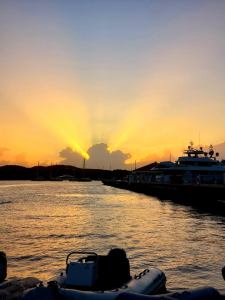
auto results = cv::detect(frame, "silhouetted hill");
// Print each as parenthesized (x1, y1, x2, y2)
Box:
(135, 162, 158, 172)
(0, 165, 130, 180)
(214, 142, 225, 160)
(0, 165, 30, 180)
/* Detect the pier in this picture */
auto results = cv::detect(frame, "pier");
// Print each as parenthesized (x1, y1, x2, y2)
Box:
(102, 180, 225, 212)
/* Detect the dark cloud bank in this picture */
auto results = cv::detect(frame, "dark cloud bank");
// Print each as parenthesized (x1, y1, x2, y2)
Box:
(59, 143, 131, 170)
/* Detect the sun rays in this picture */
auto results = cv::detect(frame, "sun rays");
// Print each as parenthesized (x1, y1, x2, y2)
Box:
(1, 1, 225, 167)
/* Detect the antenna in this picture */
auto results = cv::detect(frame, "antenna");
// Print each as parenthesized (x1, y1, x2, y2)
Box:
(108, 152, 112, 170)
(82, 157, 86, 169)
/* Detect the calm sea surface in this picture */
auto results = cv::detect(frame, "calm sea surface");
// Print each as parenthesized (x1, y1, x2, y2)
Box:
(0, 180, 225, 292)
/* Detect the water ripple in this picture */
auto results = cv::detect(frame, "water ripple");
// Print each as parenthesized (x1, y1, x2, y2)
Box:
(0, 200, 12, 205)
(1, 180, 225, 292)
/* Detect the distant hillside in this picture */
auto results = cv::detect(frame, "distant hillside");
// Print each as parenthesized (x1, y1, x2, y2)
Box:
(0, 165, 30, 180)
(0, 164, 130, 180)
(214, 142, 225, 160)
(135, 162, 158, 171)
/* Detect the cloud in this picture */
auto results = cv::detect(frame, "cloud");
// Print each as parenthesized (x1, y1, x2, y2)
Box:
(59, 147, 85, 167)
(109, 149, 131, 170)
(87, 143, 131, 170)
(0, 149, 29, 166)
(59, 143, 131, 170)
(0, 147, 9, 156)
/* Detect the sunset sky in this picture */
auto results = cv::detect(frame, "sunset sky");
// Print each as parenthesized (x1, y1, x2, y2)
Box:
(1, 0, 225, 168)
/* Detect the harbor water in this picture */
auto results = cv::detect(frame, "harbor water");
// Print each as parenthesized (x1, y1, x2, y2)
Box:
(0, 180, 225, 292)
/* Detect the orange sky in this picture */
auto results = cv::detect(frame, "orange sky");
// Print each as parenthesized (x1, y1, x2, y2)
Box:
(1, 1, 225, 168)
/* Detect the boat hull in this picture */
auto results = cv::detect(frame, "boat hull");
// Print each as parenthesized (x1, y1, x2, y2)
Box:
(21, 285, 222, 300)
(22, 268, 166, 300)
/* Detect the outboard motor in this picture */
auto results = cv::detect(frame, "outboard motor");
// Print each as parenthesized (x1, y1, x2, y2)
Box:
(107, 248, 131, 288)
(0, 251, 7, 283)
(96, 248, 131, 290)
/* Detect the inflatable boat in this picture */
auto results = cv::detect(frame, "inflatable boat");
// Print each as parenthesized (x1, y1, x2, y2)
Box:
(55, 249, 166, 294)
(19, 248, 166, 300)
(22, 248, 166, 300)
(1, 249, 224, 300)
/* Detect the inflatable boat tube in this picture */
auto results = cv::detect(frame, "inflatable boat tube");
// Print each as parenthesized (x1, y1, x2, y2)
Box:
(116, 287, 221, 300)
(22, 267, 166, 300)
(22, 286, 222, 300)
(57, 267, 166, 295)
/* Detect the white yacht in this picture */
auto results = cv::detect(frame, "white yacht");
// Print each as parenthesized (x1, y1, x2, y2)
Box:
(103, 144, 225, 202)
(129, 144, 225, 185)
(176, 143, 222, 169)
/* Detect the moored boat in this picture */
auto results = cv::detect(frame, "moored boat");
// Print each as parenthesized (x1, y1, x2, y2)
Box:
(56, 249, 166, 294)
(1, 250, 224, 300)
(22, 248, 166, 300)
(128, 143, 225, 186)
(103, 144, 225, 203)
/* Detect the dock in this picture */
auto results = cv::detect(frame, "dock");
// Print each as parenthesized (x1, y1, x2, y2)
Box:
(102, 180, 225, 212)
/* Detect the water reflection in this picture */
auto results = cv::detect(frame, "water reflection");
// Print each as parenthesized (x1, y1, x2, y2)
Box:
(0, 181, 225, 292)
